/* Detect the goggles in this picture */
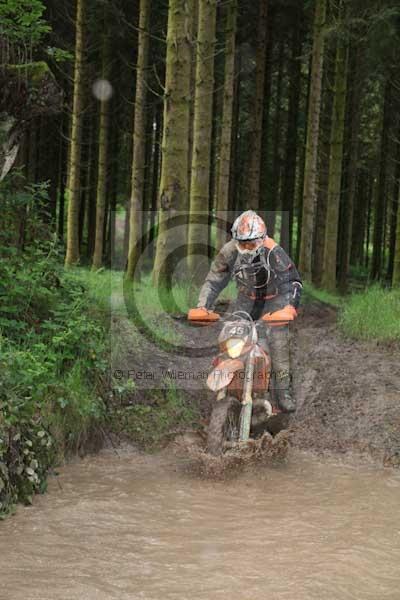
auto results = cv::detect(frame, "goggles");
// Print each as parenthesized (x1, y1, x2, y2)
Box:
(236, 238, 264, 252)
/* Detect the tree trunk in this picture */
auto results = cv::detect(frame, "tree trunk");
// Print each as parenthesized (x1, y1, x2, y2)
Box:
(106, 121, 120, 267)
(259, 8, 275, 214)
(187, 0, 198, 194)
(78, 112, 92, 252)
(147, 104, 162, 262)
(86, 116, 98, 261)
(280, 4, 303, 255)
(92, 34, 111, 270)
(269, 38, 285, 239)
(215, 0, 237, 250)
(48, 120, 59, 225)
(187, 0, 217, 279)
(228, 47, 241, 216)
(393, 180, 400, 286)
(365, 175, 374, 269)
(371, 79, 392, 280)
(387, 114, 400, 280)
(388, 172, 399, 281)
(295, 53, 312, 264)
(338, 43, 362, 292)
(247, 0, 269, 210)
(298, 0, 326, 280)
(142, 106, 156, 250)
(65, 0, 86, 267)
(57, 114, 68, 240)
(152, 0, 192, 288)
(312, 39, 335, 286)
(126, 0, 151, 281)
(321, 32, 348, 292)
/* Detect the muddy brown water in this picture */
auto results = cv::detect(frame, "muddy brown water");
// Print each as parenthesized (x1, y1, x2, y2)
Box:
(1, 449, 400, 600)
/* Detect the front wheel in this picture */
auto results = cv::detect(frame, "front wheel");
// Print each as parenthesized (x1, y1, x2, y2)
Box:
(207, 396, 241, 455)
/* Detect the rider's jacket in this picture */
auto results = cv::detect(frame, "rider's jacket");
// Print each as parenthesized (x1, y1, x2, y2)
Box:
(197, 237, 303, 311)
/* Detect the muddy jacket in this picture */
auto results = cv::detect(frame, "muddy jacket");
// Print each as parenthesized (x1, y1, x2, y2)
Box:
(197, 238, 302, 311)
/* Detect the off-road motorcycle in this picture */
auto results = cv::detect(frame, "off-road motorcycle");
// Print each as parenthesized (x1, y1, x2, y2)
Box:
(188, 306, 296, 455)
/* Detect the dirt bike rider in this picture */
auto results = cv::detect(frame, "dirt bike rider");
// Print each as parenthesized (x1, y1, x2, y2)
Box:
(196, 210, 302, 413)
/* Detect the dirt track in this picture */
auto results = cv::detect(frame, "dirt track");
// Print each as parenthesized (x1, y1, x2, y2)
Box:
(291, 302, 400, 466)
(113, 301, 400, 467)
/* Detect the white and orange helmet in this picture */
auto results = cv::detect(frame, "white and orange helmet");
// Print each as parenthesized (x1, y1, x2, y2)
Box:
(231, 210, 267, 242)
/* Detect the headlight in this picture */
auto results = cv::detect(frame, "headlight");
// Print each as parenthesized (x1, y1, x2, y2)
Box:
(226, 338, 245, 358)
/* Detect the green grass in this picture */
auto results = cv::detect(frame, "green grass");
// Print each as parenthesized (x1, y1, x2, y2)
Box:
(302, 281, 343, 307)
(67, 267, 115, 314)
(75, 267, 400, 345)
(109, 383, 199, 449)
(303, 280, 400, 343)
(339, 285, 400, 342)
(72, 268, 237, 350)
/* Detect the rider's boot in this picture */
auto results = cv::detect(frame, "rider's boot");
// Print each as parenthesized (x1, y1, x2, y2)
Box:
(274, 370, 296, 413)
(269, 325, 296, 414)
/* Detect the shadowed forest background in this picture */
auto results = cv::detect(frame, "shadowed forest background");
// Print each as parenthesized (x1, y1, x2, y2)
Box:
(2, 0, 400, 288)
(1, 0, 400, 515)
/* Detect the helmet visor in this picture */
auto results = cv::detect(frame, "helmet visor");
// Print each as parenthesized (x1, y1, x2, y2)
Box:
(236, 238, 263, 252)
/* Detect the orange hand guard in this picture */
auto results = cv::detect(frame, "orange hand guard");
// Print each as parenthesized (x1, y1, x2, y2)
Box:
(262, 304, 297, 325)
(187, 307, 220, 322)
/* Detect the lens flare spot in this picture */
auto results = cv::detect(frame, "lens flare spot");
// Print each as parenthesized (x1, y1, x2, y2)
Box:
(92, 79, 113, 101)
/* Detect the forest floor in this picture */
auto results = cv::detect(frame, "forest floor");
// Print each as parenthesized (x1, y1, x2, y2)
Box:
(111, 300, 400, 468)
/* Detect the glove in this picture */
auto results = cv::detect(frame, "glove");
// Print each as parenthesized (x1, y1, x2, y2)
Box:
(290, 282, 302, 309)
(187, 307, 220, 321)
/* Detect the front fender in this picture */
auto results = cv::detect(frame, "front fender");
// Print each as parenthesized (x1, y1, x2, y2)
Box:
(207, 358, 244, 392)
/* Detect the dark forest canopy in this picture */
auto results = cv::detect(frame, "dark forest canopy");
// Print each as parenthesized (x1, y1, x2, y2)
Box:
(1, 0, 400, 290)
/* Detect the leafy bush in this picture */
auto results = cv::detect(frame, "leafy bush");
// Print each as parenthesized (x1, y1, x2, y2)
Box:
(0, 0, 50, 45)
(0, 243, 108, 517)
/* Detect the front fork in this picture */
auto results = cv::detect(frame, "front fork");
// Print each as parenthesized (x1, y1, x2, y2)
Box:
(239, 348, 256, 441)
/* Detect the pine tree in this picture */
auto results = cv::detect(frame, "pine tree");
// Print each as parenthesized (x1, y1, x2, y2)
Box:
(247, 0, 269, 210)
(393, 187, 400, 286)
(152, 0, 192, 287)
(126, 0, 151, 281)
(321, 27, 349, 292)
(338, 43, 363, 291)
(92, 32, 112, 270)
(187, 0, 217, 279)
(371, 80, 392, 280)
(298, 0, 326, 280)
(215, 0, 237, 250)
(280, 3, 303, 255)
(65, 0, 86, 267)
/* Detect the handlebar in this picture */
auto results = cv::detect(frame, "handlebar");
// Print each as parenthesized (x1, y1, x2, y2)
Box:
(187, 305, 297, 325)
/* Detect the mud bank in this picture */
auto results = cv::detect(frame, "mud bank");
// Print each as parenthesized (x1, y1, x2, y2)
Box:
(291, 302, 400, 466)
(112, 301, 400, 467)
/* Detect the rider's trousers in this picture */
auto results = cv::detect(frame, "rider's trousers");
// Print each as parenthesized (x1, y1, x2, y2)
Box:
(233, 294, 292, 395)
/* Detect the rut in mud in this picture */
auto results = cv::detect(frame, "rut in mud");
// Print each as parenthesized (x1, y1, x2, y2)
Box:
(291, 303, 400, 466)
(111, 300, 400, 466)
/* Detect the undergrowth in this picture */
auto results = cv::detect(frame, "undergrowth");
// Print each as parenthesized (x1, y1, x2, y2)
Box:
(0, 243, 108, 517)
(108, 383, 199, 449)
(303, 281, 400, 343)
(339, 285, 400, 342)
(71, 269, 236, 350)
(302, 282, 343, 307)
